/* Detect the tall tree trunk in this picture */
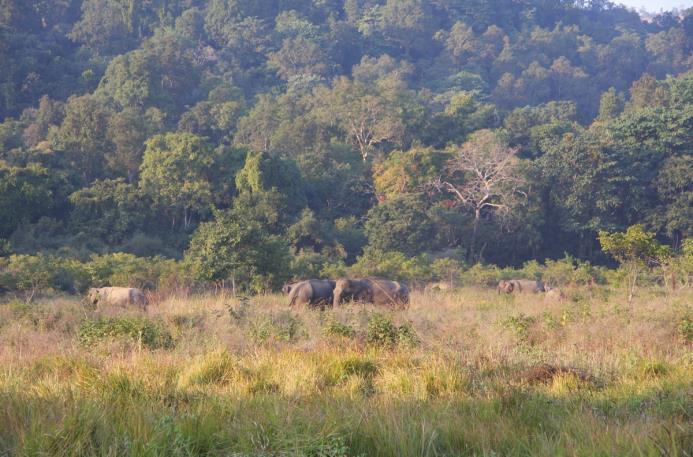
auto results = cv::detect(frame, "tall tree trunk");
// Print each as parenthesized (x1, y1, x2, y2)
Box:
(469, 208, 481, 264)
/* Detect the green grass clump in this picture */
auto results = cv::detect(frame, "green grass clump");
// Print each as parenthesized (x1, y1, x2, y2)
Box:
(77, 316, 173, 349)
(178, 351, 236, 389)
(248, 311, 301, 343)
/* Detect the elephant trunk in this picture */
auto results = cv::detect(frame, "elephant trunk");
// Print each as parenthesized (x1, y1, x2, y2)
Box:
(333, 290, 342, 307)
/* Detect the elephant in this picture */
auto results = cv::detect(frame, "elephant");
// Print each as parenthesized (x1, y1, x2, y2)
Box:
(497, 279, 545, 294)
(287, 279, 336, 308)
(87, 287, 148, 310)
(544, 288, 567, 302)
(332, 278, 409, 308)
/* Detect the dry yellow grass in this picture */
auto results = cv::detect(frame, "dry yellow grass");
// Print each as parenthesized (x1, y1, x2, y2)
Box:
(0, 286, 691, 456)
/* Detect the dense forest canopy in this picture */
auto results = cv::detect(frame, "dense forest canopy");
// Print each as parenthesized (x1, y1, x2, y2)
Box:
(0, 0, 691, 289)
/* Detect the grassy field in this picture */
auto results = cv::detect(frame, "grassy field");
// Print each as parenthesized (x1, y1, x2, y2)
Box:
(0, 286, 691, 456)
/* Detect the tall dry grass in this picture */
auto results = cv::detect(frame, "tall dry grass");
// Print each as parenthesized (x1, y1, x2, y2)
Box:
(0, 286, 691, 456)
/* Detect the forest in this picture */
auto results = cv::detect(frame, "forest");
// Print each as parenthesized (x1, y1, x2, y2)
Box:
(0, 0, 691, 292)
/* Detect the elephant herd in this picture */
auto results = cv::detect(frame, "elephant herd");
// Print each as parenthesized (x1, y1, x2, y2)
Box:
(282, 278, 410, 309)
(85, 277, 563, 313)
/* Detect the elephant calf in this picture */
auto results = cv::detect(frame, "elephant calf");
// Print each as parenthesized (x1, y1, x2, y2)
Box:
(287, 279, 336, 308)
(497, 279, 545, 294)
(88, 287, 148, 310)
(333, 278, 409, 308)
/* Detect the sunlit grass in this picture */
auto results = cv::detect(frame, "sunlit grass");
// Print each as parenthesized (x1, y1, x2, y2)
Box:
(0, 286, 691, 456)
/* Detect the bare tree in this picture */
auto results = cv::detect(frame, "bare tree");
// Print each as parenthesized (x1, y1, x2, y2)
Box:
(433, 129, 525, 262)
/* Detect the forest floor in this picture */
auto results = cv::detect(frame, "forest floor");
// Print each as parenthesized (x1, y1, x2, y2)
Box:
(0, 286, 691, 456)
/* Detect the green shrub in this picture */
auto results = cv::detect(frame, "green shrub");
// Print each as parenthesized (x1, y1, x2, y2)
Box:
(77, 317, 174, 349)
(396, 321, 419, 347)
(348, 248, 432, 283)
(323, 320, 356, 338)
(87, 253, 178, 289)
(677, 315, 692, 343)
(543, 255, 602, 287)
(366, 313, 418, 347)
(460, 263, 501, 287)
(366, 313, 398, 346)
(500, 314, 536, 342)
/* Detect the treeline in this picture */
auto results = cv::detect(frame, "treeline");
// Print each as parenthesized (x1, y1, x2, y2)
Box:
(0, 0, 691, 289)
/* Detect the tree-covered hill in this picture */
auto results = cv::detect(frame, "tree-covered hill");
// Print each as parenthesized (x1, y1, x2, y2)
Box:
(0, 0, 691, 287)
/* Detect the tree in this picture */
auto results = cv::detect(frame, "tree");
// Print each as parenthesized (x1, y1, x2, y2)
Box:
(597, 87, 624, 120)
(50, 94, 114, 183)
(434, 130, 524, 262)
(599, 225, 668, 304)
(313, 77, 406, 161)
(268, 36, 331, 80)
(139, 133, 218, 230)
(184, 209, 290, 293)
(106, 108, 163, 182)
(235, 150, 307, 215)
(373, 147, 447, 199)
(0, 163, 66, 238)
(68, 178, 146, 244)
(364, 193, 435, 256)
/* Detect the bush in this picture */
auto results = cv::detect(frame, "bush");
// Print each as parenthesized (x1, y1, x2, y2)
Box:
(500, 314, 536, 343)
(366, 313, 418, 347)
(87, 253, 177, 289)
(77, 317, 174, 349)
(677, 315, 692, 344)
(0, 254, 91, 298)
(349, 247, 432, 283)
(323, 320, 356, 338)
(460, 263, 501, 287)
(543, 255, 602, 287)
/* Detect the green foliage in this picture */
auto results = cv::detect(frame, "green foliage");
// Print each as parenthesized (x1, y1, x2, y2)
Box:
(0, 0, 691, 277)
(366, 313, 418, 347)
(460, 264, 501, 287)
(184, 209, 290, 292)
(139, 133, 220, 229)
(68, 179, 146, 244)
(323, 320, 356, 339)
(543, 255, 602, 287)
(677, 315, 693, 344)
(78, 317, 174, 349)
(0, 162, 70, 238)
(0, 254, 90, 299)
(349, 248, 431, 283)
(500, 314, 536, 343)
(87, 253, 180, 289)
(364, 194, 436, 256)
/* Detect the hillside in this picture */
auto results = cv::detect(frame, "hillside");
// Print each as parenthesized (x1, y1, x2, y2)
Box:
(0, 0, 691, 289)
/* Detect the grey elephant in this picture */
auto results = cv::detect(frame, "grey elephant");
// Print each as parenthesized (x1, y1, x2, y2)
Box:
(497, 279, 545, 294)
(287, 279, 336, 308)
(332, 278, 409, 308)
(87, 287, 148, 310)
